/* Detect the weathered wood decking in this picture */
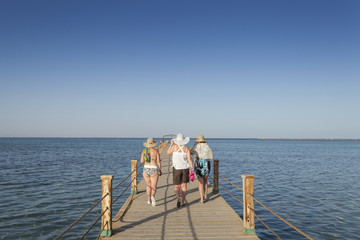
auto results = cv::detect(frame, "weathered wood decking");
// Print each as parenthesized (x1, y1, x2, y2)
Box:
(104, 146, 260, 240)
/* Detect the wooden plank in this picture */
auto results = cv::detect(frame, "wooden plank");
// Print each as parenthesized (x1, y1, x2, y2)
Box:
(105, 144, 260, 240)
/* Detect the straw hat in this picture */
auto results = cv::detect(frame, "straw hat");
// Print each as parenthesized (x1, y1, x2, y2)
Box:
(143, 138, 158, 148)
(195, 134, 208, 143)
(173, 133, 190, 145)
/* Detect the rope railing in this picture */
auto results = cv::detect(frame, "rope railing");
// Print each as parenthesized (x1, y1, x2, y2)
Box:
(218, 179, 281, 239)
(53, 192, 109, 240)
(248, 206, 282, 240)
(54, 162, 140, 240)
(112, 178, 134, 205)
(248, 192, 314, 240)
(217, 173, 314, 240)
(96, 221, 108, 240)
(112, 169, 135, 192)
(218, 181, 243, 204)
(220, 173, 243, 191)
(80, 207, 109, 240)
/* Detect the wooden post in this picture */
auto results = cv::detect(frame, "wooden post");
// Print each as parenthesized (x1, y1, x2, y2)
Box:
(212, 160, 219, 194)
(100, 175, 113, 237)
(242, 175, 255, 235)
(131, 160, 138, 194)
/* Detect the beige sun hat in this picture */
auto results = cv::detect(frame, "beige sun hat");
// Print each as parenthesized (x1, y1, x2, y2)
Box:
(173, 133, 190, 145)
(143, 138, 158, 148)
(195, 134, 208, 143)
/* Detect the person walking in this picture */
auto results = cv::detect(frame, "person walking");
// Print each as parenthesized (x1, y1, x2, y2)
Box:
(167, 133, 194, 208)
(191, 135, 213, 203)
(140, 138, 162, 207)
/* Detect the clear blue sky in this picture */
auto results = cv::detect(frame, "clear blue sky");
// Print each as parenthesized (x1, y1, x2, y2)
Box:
(1, 0, 359, 138)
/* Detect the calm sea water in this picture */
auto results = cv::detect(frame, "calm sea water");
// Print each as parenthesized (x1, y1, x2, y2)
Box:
(0, 138, 359, 239)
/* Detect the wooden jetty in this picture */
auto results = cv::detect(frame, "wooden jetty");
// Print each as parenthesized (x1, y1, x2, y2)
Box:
(102, 144, 260, 240)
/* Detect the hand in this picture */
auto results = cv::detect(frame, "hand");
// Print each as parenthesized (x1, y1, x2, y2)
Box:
(159, 170, 162, 176)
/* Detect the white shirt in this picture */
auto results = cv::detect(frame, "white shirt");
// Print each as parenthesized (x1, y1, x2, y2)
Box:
(172, 145, 190, 170)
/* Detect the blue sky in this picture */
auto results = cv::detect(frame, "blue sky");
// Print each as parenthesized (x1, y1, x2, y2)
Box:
(1, 0, 359, 138)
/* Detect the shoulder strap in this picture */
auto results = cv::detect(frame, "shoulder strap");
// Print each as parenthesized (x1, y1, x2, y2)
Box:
(176, 144, 185, 153)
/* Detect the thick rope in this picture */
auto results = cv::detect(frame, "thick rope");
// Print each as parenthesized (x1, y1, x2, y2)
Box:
(55, 166, 139, 240)
(219, 181, 281, 239)
(219, 181, 243, 204)
(96, 221, 108, 240)
(219, 173, 243, 191)
(53, 192, 109, 240)
(80, 207, 109, 240)
(112, 169, 135, 191)
(112, 175, 136, 205)
(248, 206, 282, 240)
(248, 192, 314, 240)
(219, 174, 315, 239)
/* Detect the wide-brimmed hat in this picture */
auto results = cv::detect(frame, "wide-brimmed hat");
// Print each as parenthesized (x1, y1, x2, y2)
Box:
(143, 138, 158, 148)
(195, 134, 208, 143)
(173, 133, 190, 145)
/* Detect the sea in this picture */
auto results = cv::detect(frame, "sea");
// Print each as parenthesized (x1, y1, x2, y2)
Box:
(0, 138, 359, 240)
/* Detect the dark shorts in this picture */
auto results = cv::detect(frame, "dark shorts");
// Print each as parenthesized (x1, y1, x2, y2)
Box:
(173, 168, 189, 185)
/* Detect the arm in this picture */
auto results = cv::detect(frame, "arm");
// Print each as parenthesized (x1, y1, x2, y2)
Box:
(190, 142, 196, 156)
(186, 147, 194, 169)
(191, 142, 197, 152)
(191, 143, 198, 163)
(140, 150, 144, 164)
(156, 149, 161, 169)
(167, 139, 174, 155)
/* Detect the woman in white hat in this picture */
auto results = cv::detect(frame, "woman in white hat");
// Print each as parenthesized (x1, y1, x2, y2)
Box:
(191, 135, 213, 203)
(167, 133, 194, 208)
(141, 138, 162, 207)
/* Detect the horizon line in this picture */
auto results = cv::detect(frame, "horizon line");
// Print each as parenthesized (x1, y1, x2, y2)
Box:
(0, 137, 359, 141)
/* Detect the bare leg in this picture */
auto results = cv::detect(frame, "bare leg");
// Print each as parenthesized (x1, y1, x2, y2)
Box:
(150, 173, 159, 197)
(203, 176, 208, 200)
(174, 184, 181, 207)
(148, 173, 159, 206)
(143, 172, 151, 202)
(181, 183, 187, 205)
(198, 177, 204, 203)
(174, 184, 181, 200)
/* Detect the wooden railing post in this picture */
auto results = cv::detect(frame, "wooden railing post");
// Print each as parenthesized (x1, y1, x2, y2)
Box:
(131, 160, 138, 194)
(212, 160, 219, 194)
(100, 175, 113, 237)
(242, 175, 255, 235)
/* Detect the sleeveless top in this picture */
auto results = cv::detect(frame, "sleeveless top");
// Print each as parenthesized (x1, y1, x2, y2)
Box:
(172, 144, 190, 170)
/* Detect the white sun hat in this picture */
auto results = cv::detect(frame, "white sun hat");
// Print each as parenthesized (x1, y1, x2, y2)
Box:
(173, 133, 190, 145)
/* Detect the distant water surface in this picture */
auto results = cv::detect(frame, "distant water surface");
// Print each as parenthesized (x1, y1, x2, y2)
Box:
(0, 138, 359, 239)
